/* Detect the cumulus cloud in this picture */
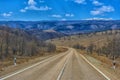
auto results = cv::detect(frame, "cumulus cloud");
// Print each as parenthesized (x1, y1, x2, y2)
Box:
(85, 17, 113, 20)
(1, 12, 13, 17)
(65, 13, 74, 17)
(92, 0, 103, 6)
(20, 9, 26, 12)
(51, 15, 62, 18)
(65, 0, 86, 4)
(91, 5, 114, 15)
(74, 0, 86, 4)
(20, 0, 52, 12)
(28, 0, 36, 5)
(61, 18, 67, 21)
(25, 6, 52, 11)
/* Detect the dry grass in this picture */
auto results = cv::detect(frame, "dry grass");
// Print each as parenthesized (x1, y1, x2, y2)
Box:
(91, 53, 112, 65)
(50, 32, 120, 68)
(0, 57, 32, 71)
(55, 46, 68, 53)
(49, 30, 120, 48)
(77, 50, 120, 80)
(77, 50, 112, 66)
(50, 30, 120, 79)
(0, 47, 68, 72)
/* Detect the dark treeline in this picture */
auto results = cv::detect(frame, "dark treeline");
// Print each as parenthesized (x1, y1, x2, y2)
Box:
(0, 26, 56, 61)
(73, 44, 86, 50)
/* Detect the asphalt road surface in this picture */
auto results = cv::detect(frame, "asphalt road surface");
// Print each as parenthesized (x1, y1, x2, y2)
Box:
(0, 48, 109, 80)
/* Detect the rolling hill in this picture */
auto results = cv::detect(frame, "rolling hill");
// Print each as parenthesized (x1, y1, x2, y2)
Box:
(0, 20, 120, 40)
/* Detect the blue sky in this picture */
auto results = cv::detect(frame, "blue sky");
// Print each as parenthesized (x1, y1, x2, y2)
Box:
(0, 0, 120, 21)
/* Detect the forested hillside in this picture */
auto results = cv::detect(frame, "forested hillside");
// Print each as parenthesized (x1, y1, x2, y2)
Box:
(0, 26, 56, 61)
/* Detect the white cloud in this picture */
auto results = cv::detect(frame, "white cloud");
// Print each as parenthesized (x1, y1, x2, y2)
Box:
(92, 0, 103, 6)
(25, 6, 51, 11)
(91, 5, 114, 15)
(20, 0, 51, 12)
(91, 10, 101, 15)
(61, 18, 67, 21)
(74, 0, 86, 4)
(65, 13, 74, 17)
(85, 17, 113, 20)
(1, 12, 13, 17)
(51, 13, 74, 18)
(28, 0, 36, 5)
(20, 9, 26, 12)
(51, 15, 62, 18)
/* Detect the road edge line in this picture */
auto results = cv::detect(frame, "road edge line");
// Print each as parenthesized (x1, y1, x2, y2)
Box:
(79, 53, 111, 80)
(1, 50, 70, 80)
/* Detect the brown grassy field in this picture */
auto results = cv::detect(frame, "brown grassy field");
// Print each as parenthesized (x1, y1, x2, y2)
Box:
(49, 30, 120, 47)
(48, 30, 120, 79)
(0, 46, 67, 72)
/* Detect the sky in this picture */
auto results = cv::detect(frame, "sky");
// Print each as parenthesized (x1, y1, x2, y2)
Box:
(0, 0, 120, 21)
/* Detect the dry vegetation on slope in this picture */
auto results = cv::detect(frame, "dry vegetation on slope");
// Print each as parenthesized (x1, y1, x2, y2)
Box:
(50, 29, 120, 60)
(0, 26, 57, 71)
(50, 30, 120, 47)
(49, 30, 120, 79)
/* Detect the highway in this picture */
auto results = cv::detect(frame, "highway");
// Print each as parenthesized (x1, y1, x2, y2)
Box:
(0, 48, 110, 80)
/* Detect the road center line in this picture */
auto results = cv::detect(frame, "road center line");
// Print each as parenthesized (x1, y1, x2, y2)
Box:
(57, 50, 72, 80)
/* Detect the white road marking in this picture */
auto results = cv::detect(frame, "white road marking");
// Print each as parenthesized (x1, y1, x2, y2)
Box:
(57, 50, 72, 80)
(1, 50, 70, 80)
(1, 49, 110, 80)
(79, 53, 111, 80)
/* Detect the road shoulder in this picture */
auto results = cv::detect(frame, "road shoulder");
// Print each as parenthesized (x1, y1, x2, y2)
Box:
(77, 50, 119, 80)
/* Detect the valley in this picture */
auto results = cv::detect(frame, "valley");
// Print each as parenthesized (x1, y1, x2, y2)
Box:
(0, 20, 120, 80)
(49, 29, 120, 80)
(0, 0, 120, 80)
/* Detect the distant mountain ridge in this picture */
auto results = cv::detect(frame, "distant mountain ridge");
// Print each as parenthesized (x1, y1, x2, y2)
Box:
(0, 20, 120, 40)
(0, 20, 120, 35)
